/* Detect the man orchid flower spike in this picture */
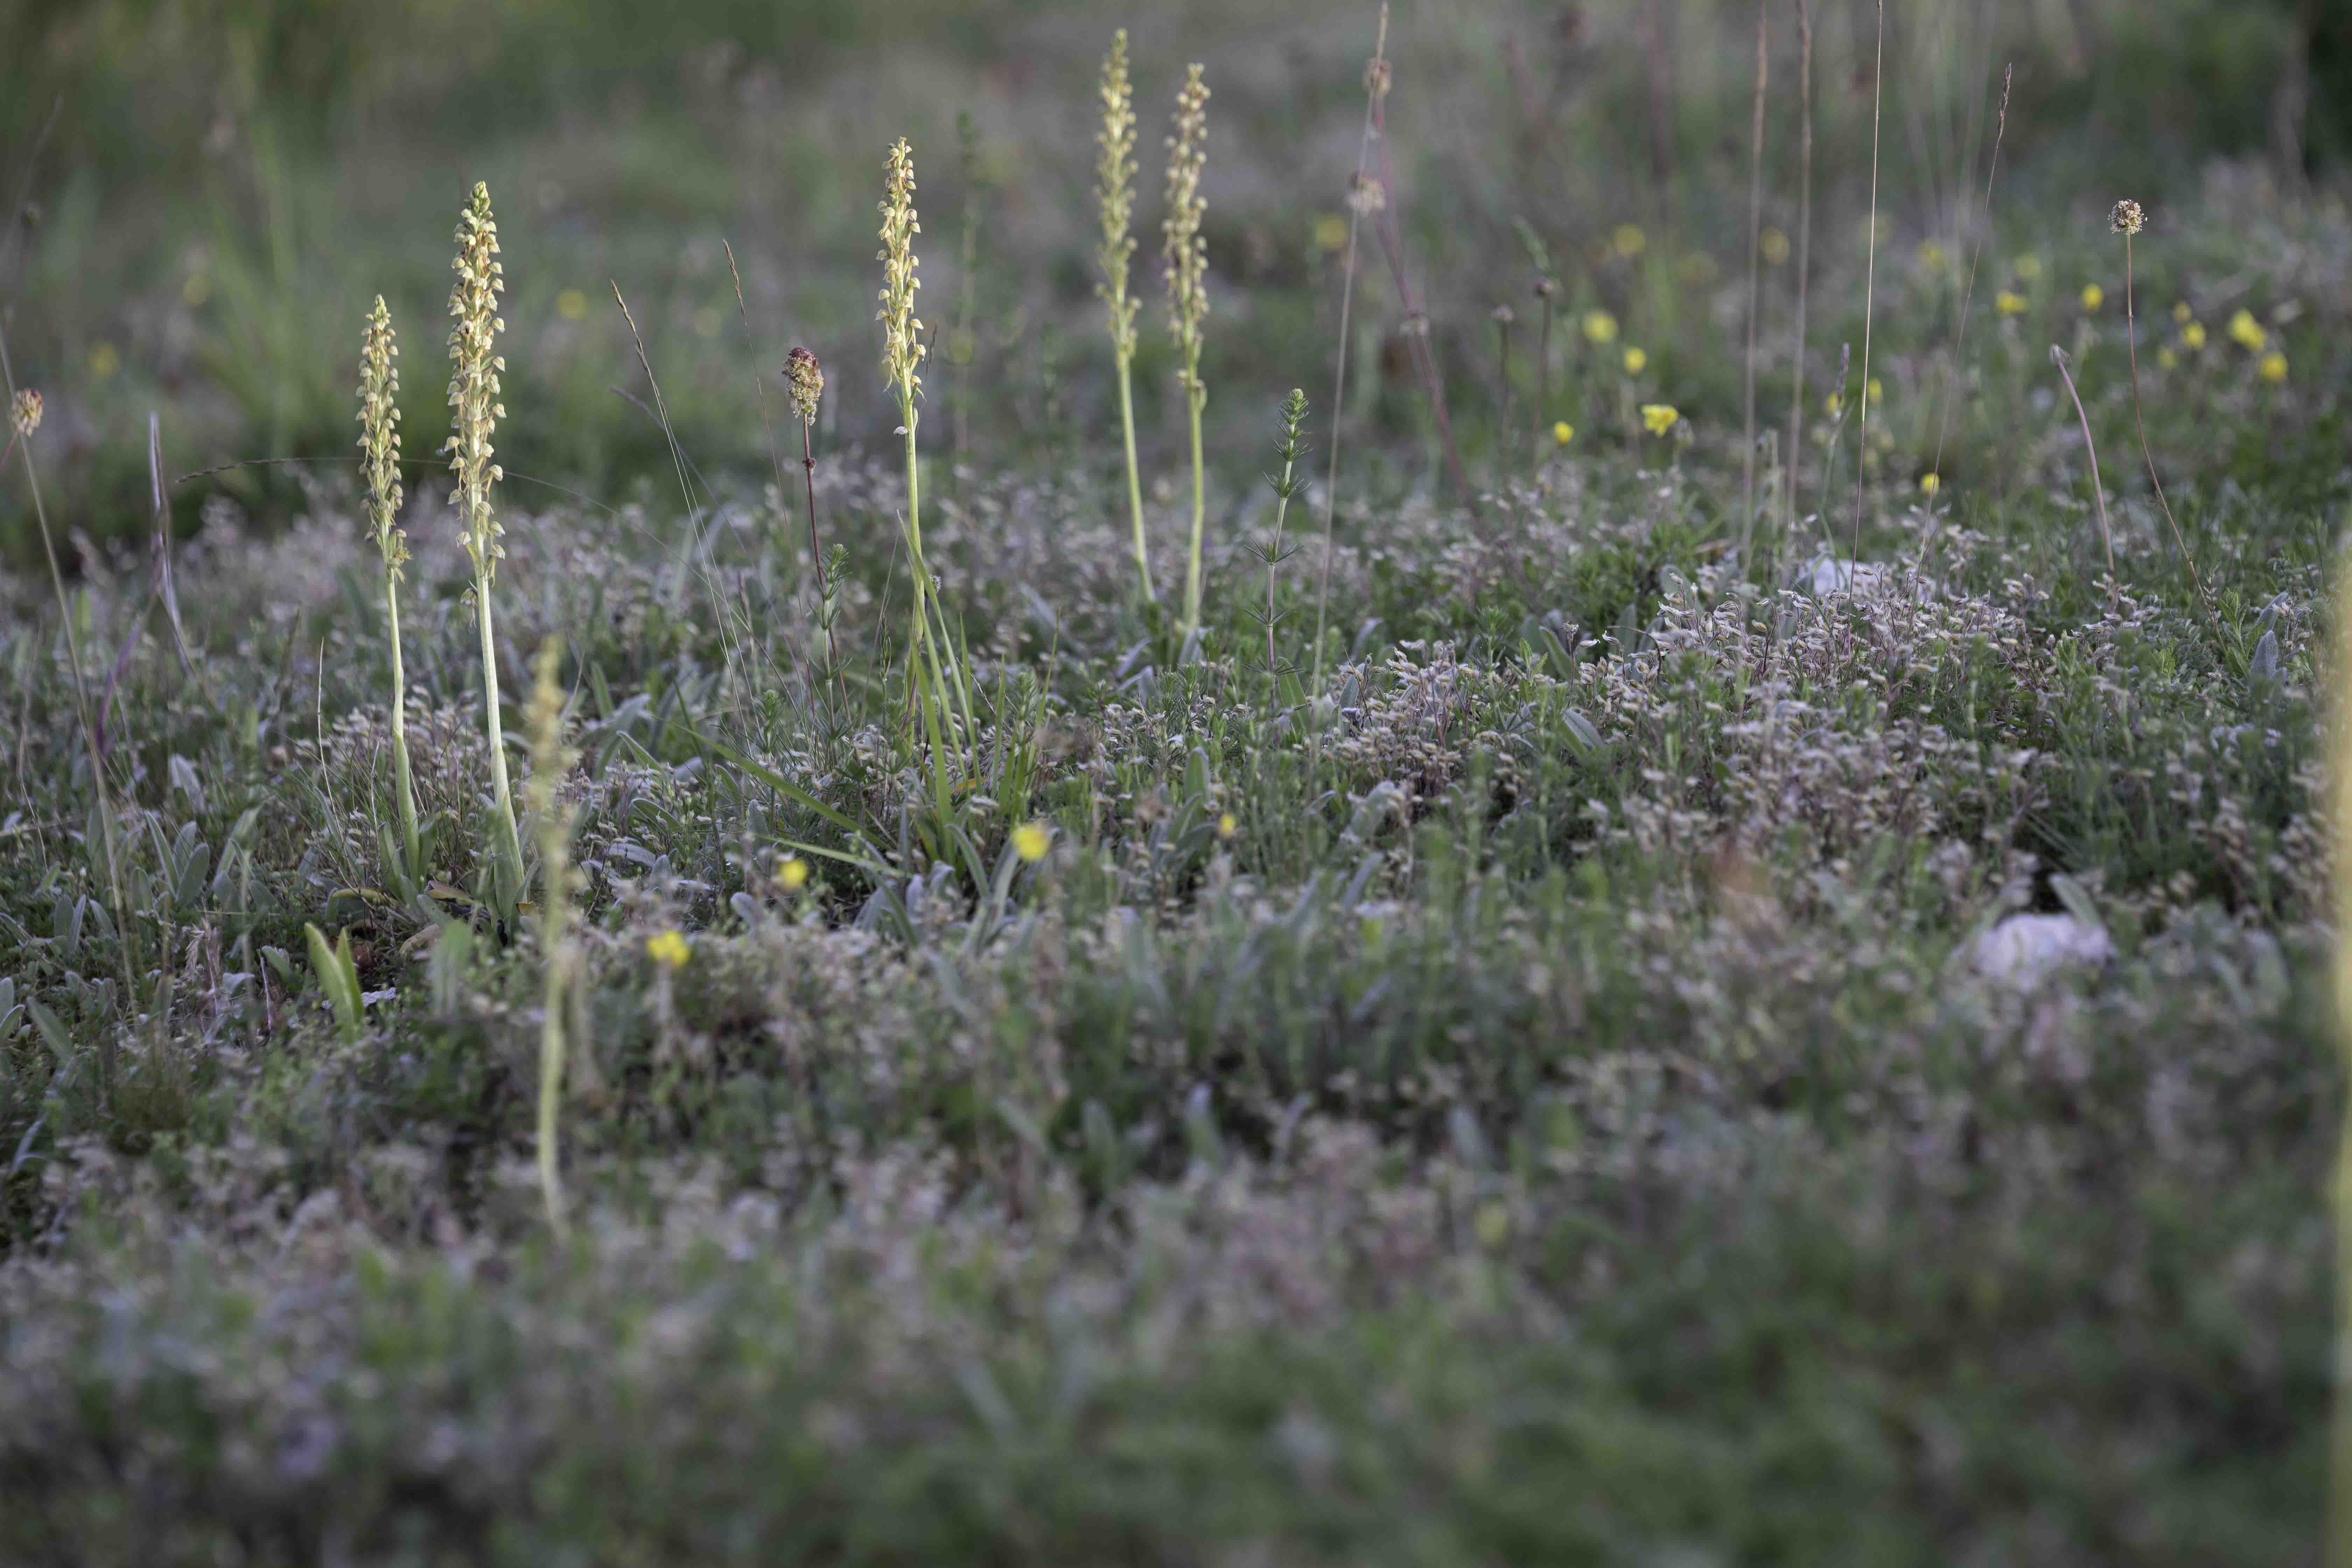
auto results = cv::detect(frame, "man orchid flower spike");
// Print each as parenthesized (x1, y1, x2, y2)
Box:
(359, 297, 421, 877)
(1163, 63, 1212, 637)
(1096, 30, 1153, 603)
(446, 181, 524, 896)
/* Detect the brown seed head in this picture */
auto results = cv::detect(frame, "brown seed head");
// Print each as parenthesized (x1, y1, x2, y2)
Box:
(784, 346, 824, 426)
(2109, 198, 2144, 236)
(9, 388, 39, 436)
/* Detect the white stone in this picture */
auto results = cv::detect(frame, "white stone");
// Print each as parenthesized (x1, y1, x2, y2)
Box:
(1970, 913, 2114, 990)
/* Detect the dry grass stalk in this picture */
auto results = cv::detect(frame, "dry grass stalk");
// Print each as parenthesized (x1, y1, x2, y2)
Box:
(1782, 0, 1814, 537)
(2112, 198, 2218, 632)
(1738, 0, 1769, 563)
(1312, 2, 1391, 700)
(1848, 0, 1884, 578)
(2047, 345, 2114, 578)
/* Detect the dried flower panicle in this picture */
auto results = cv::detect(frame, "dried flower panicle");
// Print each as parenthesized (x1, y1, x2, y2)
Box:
(2109, 198, 2145, 236)
(445, 182, 507, 581)
(358, 296, 406, 577)
(784, 346, 824, 427)
(877, 138, 925, 401)
(1346, 173, 1386, 217)
(1095, 30, 1141, 358)
(9, 388, 38, 436)
(1162, 64, 1211, 383)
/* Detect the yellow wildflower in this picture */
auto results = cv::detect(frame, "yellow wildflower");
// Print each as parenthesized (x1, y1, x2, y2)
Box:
(1552, 420, 1574, 445)
(645, 930, 690, 968)
(1217, 812, 1237, 840)
(1995, 290, 2026, 316)
(2228, 309, 2267, 351)
(1919, 472, 1940, 496)
(1760, 227, 1790, 265)
(2181, 321, 2207, 350)
(1581, 309, 1618, 345)
(2259, 350, 2287, 383)
(1866, 377, 1883, 406)
(2014, 254, 2042, 281)
(555, 288, 588, 322)
(1639, 403, 1679, 436)
(90, 342, 120, 379)
(1313, 213, 1347, 252)
(1916, 240, 1945, 270)
(2157, 346, 2177, 369)
(1823, 390, 1843, 415)
(776, 856, 810, 892)
(2171, 301, 2192, 324)
(1622, 346, 1646, 375)
(1611, 223, 1645, 258)
(2079, 284, 2104, 311)
(1012, 821, 1052, 862)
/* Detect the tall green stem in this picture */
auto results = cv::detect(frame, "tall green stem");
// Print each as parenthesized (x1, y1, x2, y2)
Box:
(1182, 362, 1206, 637)
(386, 574, 421, 875)
(475, 579, 523, 892)
(1117, 355, 1152, 603)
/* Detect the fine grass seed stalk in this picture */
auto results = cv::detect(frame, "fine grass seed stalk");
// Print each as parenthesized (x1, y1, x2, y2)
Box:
(1163, 64, 1212, 639)
(358, 296, 420, 879)
(445, 181, 524, 898)
(524, 638, 579, 1236)
(1096, 30, 1153, 603)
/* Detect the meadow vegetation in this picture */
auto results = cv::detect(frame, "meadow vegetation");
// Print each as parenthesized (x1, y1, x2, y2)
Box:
(2, 0, 2350, 1560)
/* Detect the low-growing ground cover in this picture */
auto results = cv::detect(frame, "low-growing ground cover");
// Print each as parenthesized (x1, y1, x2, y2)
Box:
(4, 2, 2351, 1561)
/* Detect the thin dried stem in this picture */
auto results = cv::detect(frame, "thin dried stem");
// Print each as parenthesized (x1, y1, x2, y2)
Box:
(1783, 0, 1814, 538)
(1313, 2, 1390, 701)
(1927, 66, 2012, 486)
(1848, 0, 1884, 578)
(1738, 0, 1769, 564)
(2048, 346, 2114, 580)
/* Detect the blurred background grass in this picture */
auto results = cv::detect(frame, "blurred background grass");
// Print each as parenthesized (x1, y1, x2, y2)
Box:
(0, 0, 2340, 563)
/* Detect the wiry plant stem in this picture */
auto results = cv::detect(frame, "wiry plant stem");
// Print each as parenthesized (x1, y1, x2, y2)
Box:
(1313, 2, 1389, 702)
(1738, 0, 1769, 565)
(2120, 224, 2216, 631)
(2048, 346, 2114, 579)
(1849, 0, 1884, 579)
(5, 381, 129, 1099)
(1927, 66, 2012, 488)
(1784, 0, 1814, 539)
